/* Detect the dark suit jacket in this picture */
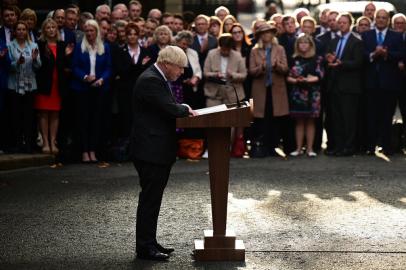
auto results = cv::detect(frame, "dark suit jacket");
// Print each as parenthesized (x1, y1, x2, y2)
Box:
(362, 29, 404, 92)
(36, 41, 68, 97)
(317, 31, 337, 56)
(190, 34, 218, 69)
(114, 45, 152, 92)
(0, 27, 7, 43)
(278, 33, 296, 68)
(130, 65, 189, 165)
(327, 33, 364, 94)
(62, 28, 76, 45)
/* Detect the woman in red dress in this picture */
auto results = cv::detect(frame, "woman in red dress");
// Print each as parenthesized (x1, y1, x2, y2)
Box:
(34, 18, 73, 153)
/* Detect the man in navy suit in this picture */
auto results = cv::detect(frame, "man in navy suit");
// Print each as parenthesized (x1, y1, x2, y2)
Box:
(131, 46, 197, 261)
(362, 9, 405, 155)
(326, 13, 364, 156)
(53, 9, 76, 45)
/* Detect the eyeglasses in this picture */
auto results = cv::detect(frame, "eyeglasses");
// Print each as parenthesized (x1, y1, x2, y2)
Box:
(232, 30, 242, 34)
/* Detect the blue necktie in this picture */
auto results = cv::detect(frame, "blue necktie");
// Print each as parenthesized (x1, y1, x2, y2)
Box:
(265, 46, 272, 87)
(377, 31, 384, 45)
(335, 37, 344, 59)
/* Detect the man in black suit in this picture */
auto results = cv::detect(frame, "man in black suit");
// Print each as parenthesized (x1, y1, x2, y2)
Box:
(326, 13, 364, 156)
(53, 9, 76, 45)
(131, 46, 197, 261)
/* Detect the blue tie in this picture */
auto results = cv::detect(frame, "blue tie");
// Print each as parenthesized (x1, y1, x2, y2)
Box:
(265, 46, 272, 87)
(377, 32, 384, 45)
(335, 37, 344, 59)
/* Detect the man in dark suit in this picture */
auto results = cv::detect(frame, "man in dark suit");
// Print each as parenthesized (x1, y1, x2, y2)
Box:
(0, 5, 18, 44)
(326, 13, 364, 156)
(362, 9, 405, 155)
(53, 9, 76, 45)
(191, 14, 218, 70)
(131, 46, 197, 261)
(278, 15, 297, 68)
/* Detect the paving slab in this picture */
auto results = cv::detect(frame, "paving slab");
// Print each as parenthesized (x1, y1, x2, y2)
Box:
(0, 155, 406, 269)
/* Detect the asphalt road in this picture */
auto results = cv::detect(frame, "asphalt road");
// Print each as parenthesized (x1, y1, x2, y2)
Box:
(1, 155, 406, 269)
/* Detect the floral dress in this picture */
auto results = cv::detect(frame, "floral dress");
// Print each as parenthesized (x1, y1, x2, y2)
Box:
(288, 56, 323, 118)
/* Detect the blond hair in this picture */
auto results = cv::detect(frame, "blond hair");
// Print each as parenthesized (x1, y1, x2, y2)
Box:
(82, 19, 105, 55)
(293, 33, 315, 58)
(39, 18, 61, 42)
(153, 25, 173, 44)
(157, 45, 187, 67)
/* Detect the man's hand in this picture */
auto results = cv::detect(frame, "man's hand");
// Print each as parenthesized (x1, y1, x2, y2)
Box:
(183, 104, 198, 116)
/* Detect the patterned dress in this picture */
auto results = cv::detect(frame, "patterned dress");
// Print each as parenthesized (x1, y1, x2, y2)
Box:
(288, 56, 323, 118)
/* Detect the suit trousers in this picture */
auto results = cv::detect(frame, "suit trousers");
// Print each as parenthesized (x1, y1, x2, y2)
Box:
(366, 90, 398, 152)
(133, 158, 172, 251)
(331, 90, 360, 151)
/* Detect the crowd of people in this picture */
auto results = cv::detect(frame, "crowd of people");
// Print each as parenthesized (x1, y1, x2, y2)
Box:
(0, 1, 405, 162)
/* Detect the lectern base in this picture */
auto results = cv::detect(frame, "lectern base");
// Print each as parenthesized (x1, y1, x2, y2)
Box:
(193, 229, 246, 261)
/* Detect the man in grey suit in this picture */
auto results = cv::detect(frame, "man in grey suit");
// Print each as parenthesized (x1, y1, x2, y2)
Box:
(326, 13, 364, 156)
(131, 46, 197, 261)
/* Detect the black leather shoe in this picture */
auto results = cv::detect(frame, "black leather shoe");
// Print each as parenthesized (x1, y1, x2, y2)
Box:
(137, 248, 169, 261)
(155, 243, 175, 254)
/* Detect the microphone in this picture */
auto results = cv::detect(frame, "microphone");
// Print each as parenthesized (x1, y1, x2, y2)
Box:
(207, 77, 242, 108)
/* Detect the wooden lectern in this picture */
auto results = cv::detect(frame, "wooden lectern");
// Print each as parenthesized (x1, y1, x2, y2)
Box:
(176, 102, 252, 261)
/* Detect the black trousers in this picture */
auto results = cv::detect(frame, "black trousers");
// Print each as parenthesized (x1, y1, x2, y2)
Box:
(331, 90, 360, 151)
(116, 87, 132, 139)
(366, 90, 398, 153)
(7, 91, 35, 150)
(133, 159, 172, 251)
(75, 88, 104, 153)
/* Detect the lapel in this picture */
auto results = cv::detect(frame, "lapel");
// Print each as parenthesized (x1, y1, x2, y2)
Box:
(193, 36, 201, 52)
(151, 65, 176, 102)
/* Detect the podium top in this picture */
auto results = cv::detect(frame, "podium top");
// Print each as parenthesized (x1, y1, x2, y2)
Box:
(176, 103, 252, 128)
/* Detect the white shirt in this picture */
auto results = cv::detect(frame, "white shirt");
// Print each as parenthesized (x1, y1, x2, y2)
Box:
(5, 27, 12, 44)
(128, 45, 140, 64)
(60, 28, 65, 42)
(89, 48, 97, 76)
(197, 33, 208, 45)
(220, 55, 228, 77)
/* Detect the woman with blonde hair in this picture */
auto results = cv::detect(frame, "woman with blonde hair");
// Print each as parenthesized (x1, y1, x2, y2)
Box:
(221, 14, 237, 34)
(147, 25, 173, 63)
(20, 8, 38, 42)
(71, 19, 112, 163)
(249, 23, 290, 157)
(287, 34, 323, 157)
(34, 18, 73, 154)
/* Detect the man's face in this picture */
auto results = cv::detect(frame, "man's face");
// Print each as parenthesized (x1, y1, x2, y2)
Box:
(283, 18, 296, 35)
(338, 16, 351, 34)
(144, 21, 157, 37)
(301, 21, 315, 35)
(135, 21, 145, 37)
(393, 17, 406, 33)
(364, 4, 376, 20)
(375, 10, 389, 30)
(319, 9, 330, 26)
(54, 10, 65, 29)
(2, 9, 17, 28)
(216, 10, 228, 21)
(195, 18, 208, 35)
(357, 18, 370, 33)
(173, 18, 184, 33)
(163, 16, 175, 32)
(96, 7, 110, 21)
(328, 13, 338, 31)
(129, 4, 142, 19)
(65, 13, 78, 30)
(165, 63, 184, 81)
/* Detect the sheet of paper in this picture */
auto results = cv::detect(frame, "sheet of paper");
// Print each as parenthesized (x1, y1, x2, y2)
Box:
(195, 104, 228, 115)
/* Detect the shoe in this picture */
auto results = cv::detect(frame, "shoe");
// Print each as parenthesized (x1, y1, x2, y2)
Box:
(289, 150, 303, 157)
(155, 243, 174, 254)
(202, 150, 208, 159)
(307, 151, 317, 157)
(137, 247, 169, 261)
